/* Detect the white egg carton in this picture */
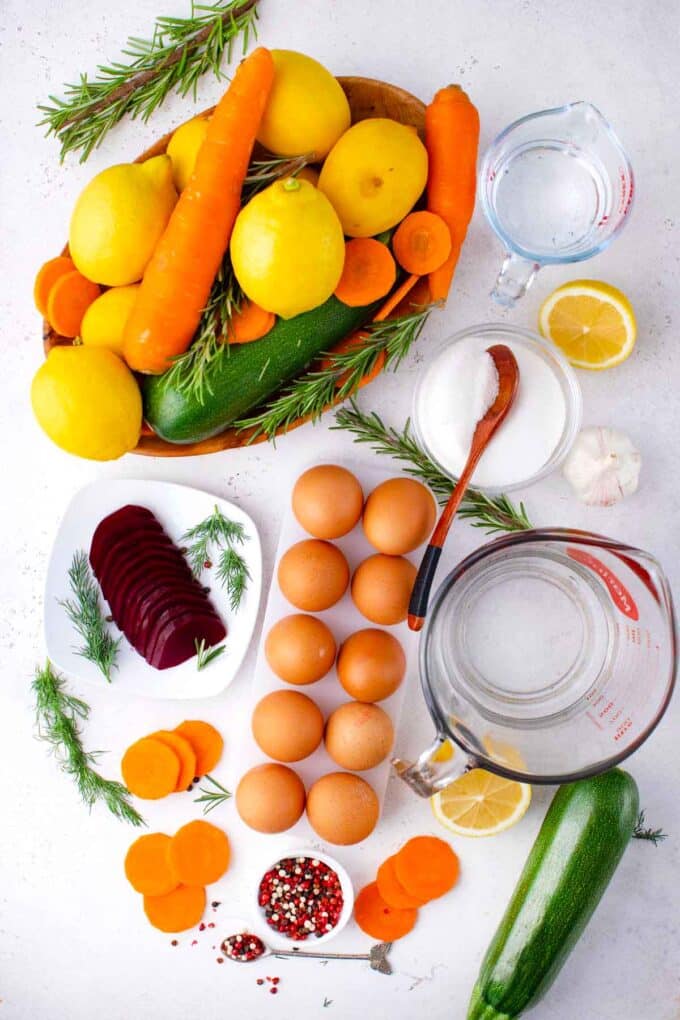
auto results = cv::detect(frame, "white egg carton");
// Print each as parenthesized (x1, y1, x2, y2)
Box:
(235, 459, 425, 843)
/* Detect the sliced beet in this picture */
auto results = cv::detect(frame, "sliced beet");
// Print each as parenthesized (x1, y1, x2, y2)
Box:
(106, 550, 196, 620)
(123, 576, 208, 641)
(149, 613, 227, 670)
(141, 594, 222, 659)
(97, 531, 179, 590)
(90, 506, 161, 572)
(133, 589, 216, 654)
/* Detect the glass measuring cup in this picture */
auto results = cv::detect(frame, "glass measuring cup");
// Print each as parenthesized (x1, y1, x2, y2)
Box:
(480, 102, 634, 307)
(393, 529, 676, 796)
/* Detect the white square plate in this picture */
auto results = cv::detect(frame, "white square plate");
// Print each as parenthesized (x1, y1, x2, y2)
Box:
(44, 479, 261, 700)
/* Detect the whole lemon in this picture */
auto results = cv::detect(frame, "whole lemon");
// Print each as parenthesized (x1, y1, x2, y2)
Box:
(69, 155, 177, 286)
(318, 118, 428, 237)
(81, 285, 140, 356)
(256, 50, 350, 159)
(230, 178, 345, 319)
(31, 346, 142, 461)
(166, 116, 209, 191)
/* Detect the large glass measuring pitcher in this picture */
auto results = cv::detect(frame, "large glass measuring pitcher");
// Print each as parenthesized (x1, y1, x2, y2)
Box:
(394, 530, 676, 796)
(480, 102, 634, 307)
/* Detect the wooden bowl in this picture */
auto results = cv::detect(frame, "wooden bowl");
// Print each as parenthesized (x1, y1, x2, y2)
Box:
(43, 77, 427, 457)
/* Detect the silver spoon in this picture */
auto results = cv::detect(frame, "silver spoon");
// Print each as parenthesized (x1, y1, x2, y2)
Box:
(221, 934, 393, 974)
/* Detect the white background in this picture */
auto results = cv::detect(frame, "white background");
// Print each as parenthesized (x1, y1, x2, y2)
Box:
(2, 1, 680, 1018)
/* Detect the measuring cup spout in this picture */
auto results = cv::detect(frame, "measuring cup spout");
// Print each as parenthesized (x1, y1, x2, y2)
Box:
(491, 252, 540, 307)
(392, 735, 472, 797)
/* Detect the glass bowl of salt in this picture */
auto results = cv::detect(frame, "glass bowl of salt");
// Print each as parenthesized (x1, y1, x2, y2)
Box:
(412, 322, 582, 492)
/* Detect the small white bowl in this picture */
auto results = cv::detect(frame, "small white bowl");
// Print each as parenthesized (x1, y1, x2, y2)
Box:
(253, 847, 354, 947)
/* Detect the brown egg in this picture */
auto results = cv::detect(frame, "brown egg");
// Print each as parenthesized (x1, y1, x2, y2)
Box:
(325, 701, 394, 770)
(363, 478, 436, 554)
(265, 614, 336, 685)
(236, 763, 305, 833)
(252, 690, 324, 762)
(351, 554, 417, 625)
(292, 464, 364, 539)
(278, 539, 350, 611)
(306, 772, 379, 845)
(337, 628, 406, 702)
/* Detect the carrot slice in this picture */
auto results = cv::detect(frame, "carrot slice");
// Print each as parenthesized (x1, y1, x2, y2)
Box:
(376, 855, 429, 908)
(34, 256, 76, 316)
(354, 881, 418, 941)
(393, 211, 452, 274)
(143, 884, 206, 932)
(394, 836, 460, 901)
(334, 239, 397, 307)
(46, 270, 101, 337)
(150, 730, 197, 791)
(226, 300, 276, 344)
(124, 833, 179, 896)
(174, 720, 224, 776)
(168, 820, 230, 886)
(121, 737, 180, 800)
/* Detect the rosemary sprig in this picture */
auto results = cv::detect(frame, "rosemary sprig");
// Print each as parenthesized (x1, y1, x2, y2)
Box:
(237, 307, 432, 442)
(193, 773, 232, 814)
(38, 0, 259, 162)
(59, 551, 121, 682)
(181, 505, 250, 610)
(242, 153, 311, 201)
(194, 638, 226, 670)
(333, 400, 532, 535)
(633, 810, 667, 846)
(33, 662, 145, 827)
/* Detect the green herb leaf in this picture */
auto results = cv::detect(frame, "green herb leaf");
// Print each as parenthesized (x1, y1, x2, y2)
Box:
(333, 399, 532, 535)
(37, 0, 259, 162)
(194, 773, 232, 814)
(181, 505, 250, 610)
(33, 662, 145, 827)
(59, 551, 121, 682)
(194, 638, 226, 670)
(633, 809, 667, 846)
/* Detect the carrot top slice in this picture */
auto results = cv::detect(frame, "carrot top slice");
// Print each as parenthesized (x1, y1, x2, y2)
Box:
(376, 855, 429, 908)
(121, 737, 180, 800)
(151, 729, 197, 791)
(124, 833, 179, 896)
(143, 884, 206, 932)
(334, 238, 397, 307)
(225, 300, 276, 344)
(46, 270, 101, 338)
(34, 256, 76, 316)
(168, 820, 230, 886)
(392, 210, 452, 275)
(394, 835, 460, 901)
(174, 720, 224, 776)
(354, 881, 418, 941)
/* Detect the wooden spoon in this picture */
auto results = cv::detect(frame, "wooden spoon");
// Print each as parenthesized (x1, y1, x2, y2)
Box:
(407, 344, 520, 632)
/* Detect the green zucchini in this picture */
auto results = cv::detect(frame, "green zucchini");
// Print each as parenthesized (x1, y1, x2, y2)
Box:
(142, 294, 381, 444)
(467, 769, 639, 1020)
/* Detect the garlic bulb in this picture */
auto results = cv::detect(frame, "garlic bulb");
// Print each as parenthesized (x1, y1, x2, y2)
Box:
(563, 427, 641, 506)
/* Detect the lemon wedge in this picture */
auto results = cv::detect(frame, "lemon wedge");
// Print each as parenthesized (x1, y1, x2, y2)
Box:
(538, 279, 637, 369)
(431, 768, 532, 838)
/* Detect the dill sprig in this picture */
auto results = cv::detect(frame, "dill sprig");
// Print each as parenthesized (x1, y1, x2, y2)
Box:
(633, 810, 667, 846)
(38, 0, 259, 162)
(193, 773, 232, 814)
(194, 638, 226, 670)
(181, 505, 250, 610)
(333, 400, 532, 535)
(236, 306, 432, 442)
(32, 662, 145, 827)
(59, 551, 121, 682)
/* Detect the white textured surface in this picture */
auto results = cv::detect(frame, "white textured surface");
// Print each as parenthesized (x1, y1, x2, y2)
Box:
(2, 1, 680, 1017)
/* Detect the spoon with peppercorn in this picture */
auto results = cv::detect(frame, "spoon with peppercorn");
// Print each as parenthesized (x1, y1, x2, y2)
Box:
(221, 931, 393, 975)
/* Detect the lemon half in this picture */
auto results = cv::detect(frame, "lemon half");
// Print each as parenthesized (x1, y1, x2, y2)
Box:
(538, 279, 637, 370)
(431, 768, 532, 838)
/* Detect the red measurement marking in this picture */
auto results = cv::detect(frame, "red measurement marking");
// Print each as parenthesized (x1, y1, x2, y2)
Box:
(567, 548, 639, 620)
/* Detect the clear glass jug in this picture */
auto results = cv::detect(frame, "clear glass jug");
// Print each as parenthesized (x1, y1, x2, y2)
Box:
(480, 102, 634, 307)
(394, 529, 676, 796)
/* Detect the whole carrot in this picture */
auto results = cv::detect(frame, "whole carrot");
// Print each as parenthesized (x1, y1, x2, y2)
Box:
(425, 85, 480, 303)
(124, 47, 275, 375)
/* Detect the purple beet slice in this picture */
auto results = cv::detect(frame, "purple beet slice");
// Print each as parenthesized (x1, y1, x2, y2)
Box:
(97, 531, 179, 590)
(127, 583, 212, 649)
(142, 594, 223, 660)
(116, 571, 206, 635)
(90, 506, 161, 573)
(149, 612, 227, 670)
(107, 550, 196, 620)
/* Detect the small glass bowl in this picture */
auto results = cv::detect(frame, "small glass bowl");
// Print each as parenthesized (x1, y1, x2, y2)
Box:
(411, 322, 583, 493)
(253, 847, 354, 947)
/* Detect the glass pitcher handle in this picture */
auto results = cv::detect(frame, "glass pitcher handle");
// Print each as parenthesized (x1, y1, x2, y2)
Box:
(392, 735, 474, 797)
(491, 252, 540, 308)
